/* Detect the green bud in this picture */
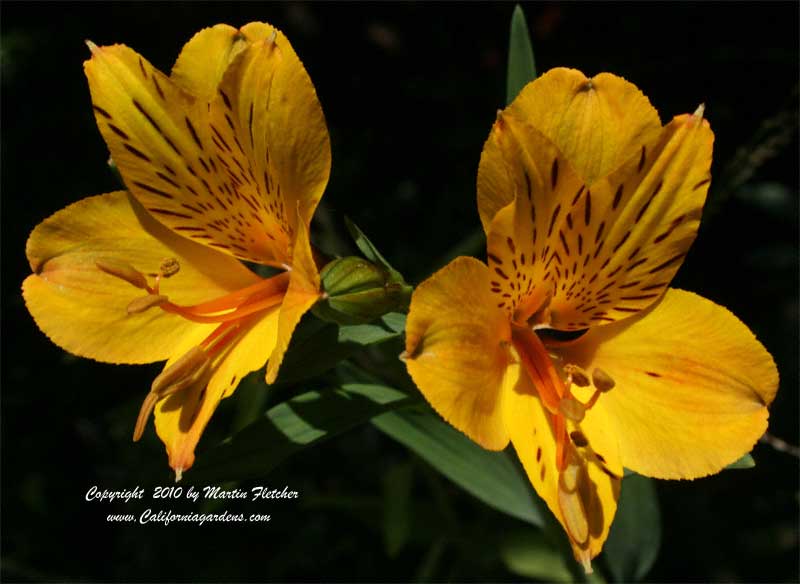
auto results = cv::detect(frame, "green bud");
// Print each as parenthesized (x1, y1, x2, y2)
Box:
(313, 256, 412, 325)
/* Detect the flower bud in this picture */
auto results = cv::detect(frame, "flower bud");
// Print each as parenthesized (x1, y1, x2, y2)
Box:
(313, 256, 412, 325)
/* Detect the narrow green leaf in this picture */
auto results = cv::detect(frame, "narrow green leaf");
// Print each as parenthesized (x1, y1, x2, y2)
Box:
(604, 475, 661, 582)
(338, 312, 406, 345)
(275, 313, 404, 384)
(383, 462, 414, 557)
(725, 452, 756, 469)
(372, 406, 543, 527)
(500, 529, 573, 583)
(506, 5, 537, 105)
(188, 383, 418, 484)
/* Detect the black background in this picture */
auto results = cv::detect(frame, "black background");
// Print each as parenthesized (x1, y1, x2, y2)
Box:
(2, 2, 798, 582)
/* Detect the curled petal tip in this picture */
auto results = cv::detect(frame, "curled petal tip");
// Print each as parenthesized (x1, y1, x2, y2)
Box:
(693, 102, 706, 120)
(85, 39, 100, 55)
(174, 467, 183, 483)
(398, 350, 409, 363)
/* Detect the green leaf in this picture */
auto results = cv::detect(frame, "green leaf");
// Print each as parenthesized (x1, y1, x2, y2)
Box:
(187, 383, 419, 484)
(372, 406, 543, 527)
(604, 475, 661, 582)
(383, 462, 414, 557)
(275, 313, 404, 384)
(725, 452, 756, 469)
(500, 529, 573, 583)
(338, 312, 406, 345)
(506, 4, 537, 105)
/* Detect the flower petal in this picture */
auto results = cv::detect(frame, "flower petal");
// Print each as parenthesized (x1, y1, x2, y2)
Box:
(23, 191, 259, 364)
(546, 111, 714, 328)
(482, 118, 586, 325)
(170, 24, 249, 99)
(85, 40, 289, 264)
(154, 308, 281, 474)
(507, 68, 662, 185)
(265, 214, 322, 384)
(481, 93, 714, 330)
(212, 26, 331, 243)
(404, 257, 512, 450)
(503, 366, 620, 565)
(559, 289, 779, 479)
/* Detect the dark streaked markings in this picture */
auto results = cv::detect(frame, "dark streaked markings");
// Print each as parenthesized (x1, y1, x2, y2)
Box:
(548, 204, 561, 237)
(148, 207, 192, 219)
(108, 124, 129, 140)
(92, 104, 112, 119)
(133, 181, 173, 199)
(185, 117, 204, 151)
(613, 184, 623, 210)
(124, 144, 152, 162)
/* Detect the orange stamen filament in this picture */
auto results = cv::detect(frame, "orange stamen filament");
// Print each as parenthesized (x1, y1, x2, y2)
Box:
(145, 271, 290, 324)
(511, 324, 571, 469)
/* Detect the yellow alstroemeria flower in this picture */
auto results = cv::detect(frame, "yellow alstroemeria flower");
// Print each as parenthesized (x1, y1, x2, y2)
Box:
(403, 68, 778, 570)
(22, 23, 329, 479)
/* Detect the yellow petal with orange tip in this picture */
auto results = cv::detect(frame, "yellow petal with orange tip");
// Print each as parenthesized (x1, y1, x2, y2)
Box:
(506, 68, 662, 185)
(265, 211, 322, 384)
(559, 288, 779, 479)
(22, 191, 259, 364)
(153, 308, 281, 477)
(404, 256, 513, 451)
(503, 364, 620, 569)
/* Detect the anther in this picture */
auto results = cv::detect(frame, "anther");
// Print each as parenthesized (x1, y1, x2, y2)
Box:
(151, 346, 210, 395)
(564, 364, 590, 387)
(592, 368, 616, 392)
(133, 349, 211, 442)
(570, 430, 589, 448)
(95, 259, 148, 289)
(159, 257, 180, 278)
(559, 397, 586, 423)
(127, 294, 168, 314)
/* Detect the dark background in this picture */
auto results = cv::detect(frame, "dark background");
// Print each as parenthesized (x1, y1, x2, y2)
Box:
(2, 2, 797, 582)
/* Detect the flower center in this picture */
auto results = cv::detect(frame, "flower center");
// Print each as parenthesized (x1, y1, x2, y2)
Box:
(95, 258, 290, 440)
(510, 322, 618, 558)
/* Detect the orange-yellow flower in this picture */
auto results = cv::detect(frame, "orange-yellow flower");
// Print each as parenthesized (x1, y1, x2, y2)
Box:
(403, 68, 778, 570)
(22, 23, 329, 479)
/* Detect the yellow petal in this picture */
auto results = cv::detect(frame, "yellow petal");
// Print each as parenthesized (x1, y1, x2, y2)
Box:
(227, 25, 331, 230)
(559, 289, 779, 479)
(480, 88, 713, 330)
(546, 111, 714, 328)
(404, 257, 512, 450)
(23, 191, 259, 364)
(154, 309, 281, 474)
(85, 41, 289, 264)
(265, 215, 321, 384)
(506, 68, 662, 185)
(170, 24, 249, 99)
(482, 118, 586, 325)
(211, 26, 331, 245)
(503, 366, 620, 564)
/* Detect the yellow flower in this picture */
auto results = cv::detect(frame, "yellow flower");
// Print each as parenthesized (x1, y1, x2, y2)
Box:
(403, 68, 778, 570)
(22, 23, 329, 479)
